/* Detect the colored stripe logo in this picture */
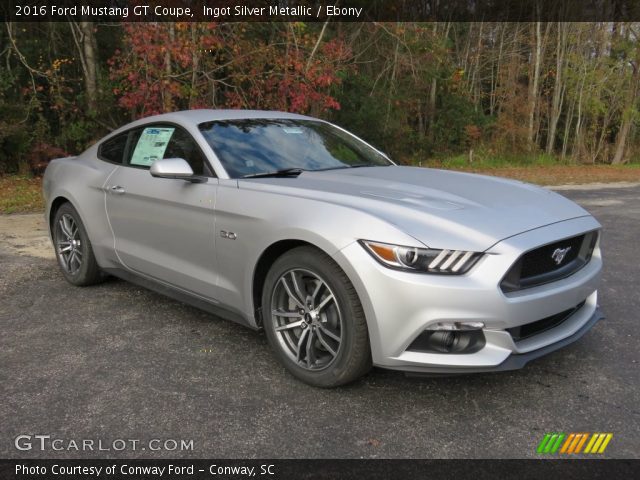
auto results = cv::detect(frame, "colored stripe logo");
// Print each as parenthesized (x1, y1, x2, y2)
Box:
(537, 433, 613, 454)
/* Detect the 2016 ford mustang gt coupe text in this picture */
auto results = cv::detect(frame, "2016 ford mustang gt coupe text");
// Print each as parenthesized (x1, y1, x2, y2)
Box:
(43, 110, 603, 387)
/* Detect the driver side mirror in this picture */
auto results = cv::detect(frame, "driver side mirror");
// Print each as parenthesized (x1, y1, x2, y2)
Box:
(150, 158, 207, 183)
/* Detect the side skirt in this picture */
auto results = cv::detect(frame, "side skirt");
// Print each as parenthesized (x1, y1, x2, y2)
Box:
(103, 267, 257, 330)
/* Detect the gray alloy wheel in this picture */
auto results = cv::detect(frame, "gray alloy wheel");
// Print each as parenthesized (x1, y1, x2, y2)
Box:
(55, 213, 83, 275)
(262, 246, 371, 387)
(52, 203, 104, 286)
(271, 268, 343, 371)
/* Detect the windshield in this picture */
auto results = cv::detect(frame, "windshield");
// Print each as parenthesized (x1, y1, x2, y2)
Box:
(198, 119, 392, 178)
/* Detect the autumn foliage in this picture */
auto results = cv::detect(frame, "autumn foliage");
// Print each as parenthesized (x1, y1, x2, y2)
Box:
(109, 23, 351, 118)
(4, 21, 640, 174)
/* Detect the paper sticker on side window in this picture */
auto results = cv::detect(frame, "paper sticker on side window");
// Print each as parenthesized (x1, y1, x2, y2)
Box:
(130, 127, 175, 167)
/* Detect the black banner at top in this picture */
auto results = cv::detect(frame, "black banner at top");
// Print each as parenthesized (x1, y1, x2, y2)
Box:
(2, 0, 640, 22)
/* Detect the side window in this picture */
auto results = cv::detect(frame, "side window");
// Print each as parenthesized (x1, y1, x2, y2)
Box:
(164, 128, 207, 175)
(98, 133, 128, 164)
(127, 125, 207, 175)
(129, 127, 175, 168)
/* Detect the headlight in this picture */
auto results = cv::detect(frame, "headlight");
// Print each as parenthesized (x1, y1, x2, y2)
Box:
(359, 240, 483, 275)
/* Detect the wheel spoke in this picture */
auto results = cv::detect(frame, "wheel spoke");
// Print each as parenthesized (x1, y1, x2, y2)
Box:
(69, 252, 79, 272)
(275, 320, 303, 331)
(316, 329, 337, 357)
(296, 328, 309, 362)
(305, 329, 316, 367)
(289, 271, 307, 306)
(316, 293, 335, 312)
(64, 251, 73, 272)
(58, 245, 72, 253)
(59, 217, 73, 239)
(280, 277, 305, 310)
(318, 325, 340, 342)
(311, 280, 324, 305)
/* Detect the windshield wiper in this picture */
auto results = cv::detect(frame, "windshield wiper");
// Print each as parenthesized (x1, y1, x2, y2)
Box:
(350, 163, 388, 168)
(243, 163, 390, 178)
(319, 163, 389, 171)
(242, 168, 305, 178)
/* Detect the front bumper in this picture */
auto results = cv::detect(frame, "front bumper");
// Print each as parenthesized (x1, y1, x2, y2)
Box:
(402, 306, 604, 375)
(332, 215, 603, 374)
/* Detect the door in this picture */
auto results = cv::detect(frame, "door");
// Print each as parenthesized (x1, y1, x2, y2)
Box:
(105, 124, 219, 300)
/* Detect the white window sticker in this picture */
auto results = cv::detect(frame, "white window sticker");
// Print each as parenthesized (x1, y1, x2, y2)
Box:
(130, 127, 175, 167)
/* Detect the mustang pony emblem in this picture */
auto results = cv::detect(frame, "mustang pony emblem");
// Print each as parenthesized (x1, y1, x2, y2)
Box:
(551, 247, 572, 265)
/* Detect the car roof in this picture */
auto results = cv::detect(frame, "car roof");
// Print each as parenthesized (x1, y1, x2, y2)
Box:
(109, 109, 317, 137)
(172, 109, 315, 123)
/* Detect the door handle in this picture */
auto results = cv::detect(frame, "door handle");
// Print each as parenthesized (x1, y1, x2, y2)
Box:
(109, 185, 126, 194)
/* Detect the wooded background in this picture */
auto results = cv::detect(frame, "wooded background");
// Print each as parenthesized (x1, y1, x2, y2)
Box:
(2, 21, 640, 174)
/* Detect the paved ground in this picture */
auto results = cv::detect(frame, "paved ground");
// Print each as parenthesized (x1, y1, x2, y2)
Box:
(1, 185, 639, 459)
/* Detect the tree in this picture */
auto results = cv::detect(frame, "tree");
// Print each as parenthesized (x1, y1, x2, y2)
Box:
(109, 23, 350, 119)
(612, 25, 640, 165)
(69, 20, 99, 113)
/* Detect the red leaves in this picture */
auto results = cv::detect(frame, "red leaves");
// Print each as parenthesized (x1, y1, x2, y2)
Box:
(109, 23, 351, 117)
(26, 143, 70, 176)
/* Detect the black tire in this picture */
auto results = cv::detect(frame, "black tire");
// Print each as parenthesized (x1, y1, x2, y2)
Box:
(262, 246, 371, 387)
(52, 202, 104, 286)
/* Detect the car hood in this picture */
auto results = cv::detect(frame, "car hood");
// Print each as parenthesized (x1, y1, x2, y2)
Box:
(238, 166, 592, 251)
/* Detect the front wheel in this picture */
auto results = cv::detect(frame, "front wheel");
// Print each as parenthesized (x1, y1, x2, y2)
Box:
(262, 246, 371, 387)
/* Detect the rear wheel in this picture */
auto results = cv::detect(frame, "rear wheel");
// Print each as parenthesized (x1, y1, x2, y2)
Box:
(262, 246, 371, 387)
(52, 203, 104, 286)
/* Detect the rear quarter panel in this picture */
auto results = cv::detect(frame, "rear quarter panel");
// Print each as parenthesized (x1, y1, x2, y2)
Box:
(43, 147, 119, 268)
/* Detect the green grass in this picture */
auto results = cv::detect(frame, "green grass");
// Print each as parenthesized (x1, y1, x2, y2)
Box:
(427, 152, 580, 169)
(0, 175, 44, 214)
(416, 148, 640, 169)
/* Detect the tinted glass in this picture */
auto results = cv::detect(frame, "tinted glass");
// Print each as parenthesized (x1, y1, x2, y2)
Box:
(99, 133, 128, 164)
(198, 119, 391, 178)
(127, 126, 207, 175)
(164, 128, 207, 175)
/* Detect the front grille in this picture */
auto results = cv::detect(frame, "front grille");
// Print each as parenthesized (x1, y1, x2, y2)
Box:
(501, 231, 598, 293)
(521, 235, 583, 278)
(506, 301, 586, 342)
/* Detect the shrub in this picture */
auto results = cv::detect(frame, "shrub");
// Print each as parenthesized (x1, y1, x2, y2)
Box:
(25, 143, 70, 176)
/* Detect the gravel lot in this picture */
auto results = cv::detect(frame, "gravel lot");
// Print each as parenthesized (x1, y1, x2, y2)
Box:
(1, 184, 639, 459)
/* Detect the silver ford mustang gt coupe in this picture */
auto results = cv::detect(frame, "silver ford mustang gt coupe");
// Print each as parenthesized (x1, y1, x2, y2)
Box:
(43, 110, 603, 387)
